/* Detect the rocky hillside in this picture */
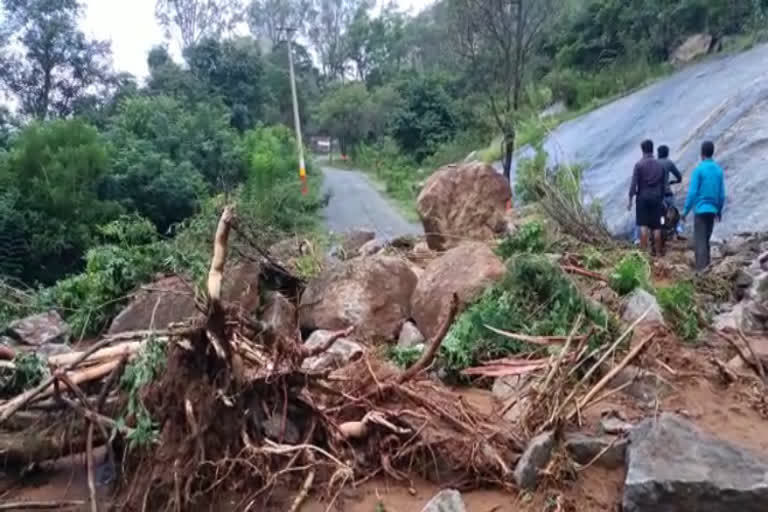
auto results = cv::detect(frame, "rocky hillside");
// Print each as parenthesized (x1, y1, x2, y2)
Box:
(516, 42, 768, 239)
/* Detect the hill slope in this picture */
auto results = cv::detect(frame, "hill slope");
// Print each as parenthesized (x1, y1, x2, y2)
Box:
(522, 43, 768, 239)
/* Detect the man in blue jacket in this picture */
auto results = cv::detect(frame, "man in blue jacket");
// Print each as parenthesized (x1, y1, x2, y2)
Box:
(682, 141, 726, 271)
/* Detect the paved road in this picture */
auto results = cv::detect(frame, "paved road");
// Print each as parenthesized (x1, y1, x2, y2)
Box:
(320, 165, 423, 239)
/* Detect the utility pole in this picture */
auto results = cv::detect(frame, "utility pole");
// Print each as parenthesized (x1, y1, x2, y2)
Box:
(282, 27, 308, 195)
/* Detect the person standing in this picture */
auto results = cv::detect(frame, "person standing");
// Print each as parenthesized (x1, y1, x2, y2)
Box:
(658, 144, 682, 208)
(628, 139, 665, 255)
(682, 141, 726, 271)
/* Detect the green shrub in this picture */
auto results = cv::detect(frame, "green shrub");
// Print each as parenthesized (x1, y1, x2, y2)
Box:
(610, 252, 651, 296)
(388, 345, 424, 368)
(657, 282, 700, 342)
(120, 335, 168, 448)
(0, 351, 48, 396)
(439, 255, 616, 378)
(496, 221, 549, 259)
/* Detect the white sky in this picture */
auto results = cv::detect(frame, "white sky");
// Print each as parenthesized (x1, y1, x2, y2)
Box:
(82, 0, 435, 79)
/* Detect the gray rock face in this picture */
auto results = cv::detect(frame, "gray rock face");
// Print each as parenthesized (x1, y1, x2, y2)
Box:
(564, 433, 627, 469)
(505, 44, 768, 239)
(6, 311, 70, 346)
(514, 430, 555, 490)
(420, 489, 466, 512)
(623, 413, 768, 512)
(301, 330, 364, 372)
(622, 289, 665, 327)
(398, 321, 425, 348)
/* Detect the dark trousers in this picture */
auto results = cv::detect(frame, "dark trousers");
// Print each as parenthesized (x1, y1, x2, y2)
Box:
(694, 213, 716, 271)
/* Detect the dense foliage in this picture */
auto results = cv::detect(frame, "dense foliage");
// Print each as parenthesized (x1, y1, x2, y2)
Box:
(439, 255, 617, 378)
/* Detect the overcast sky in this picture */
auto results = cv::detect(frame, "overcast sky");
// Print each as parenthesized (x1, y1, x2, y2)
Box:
(82, 0, 435, 79)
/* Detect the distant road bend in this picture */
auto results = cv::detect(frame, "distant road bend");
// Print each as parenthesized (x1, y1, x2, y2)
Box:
(319, 165, 423, 239)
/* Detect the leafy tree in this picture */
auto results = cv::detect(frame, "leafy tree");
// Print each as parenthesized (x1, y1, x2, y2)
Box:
(0, 119, 119, 283)
(313, 82, 371, 155)
(0, 0, 113, 119)
(309, 0, 372, 79)
(392, 74, 458, 161)
(344, 4, 408, 84)
(185, 37, 267, 131)
(451, 0, 559, 183)
(102, 96, 244, 232)
(155, 0, 244, 50)
(247, 0, 315, 47)
(264, 40, 321, 128)
(145, 45, 209, 103)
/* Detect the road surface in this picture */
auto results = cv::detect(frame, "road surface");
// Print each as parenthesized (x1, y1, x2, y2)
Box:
(320, 165, 423, 239)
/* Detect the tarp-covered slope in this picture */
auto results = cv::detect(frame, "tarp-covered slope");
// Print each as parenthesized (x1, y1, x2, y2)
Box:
(515, 43, 768, 239)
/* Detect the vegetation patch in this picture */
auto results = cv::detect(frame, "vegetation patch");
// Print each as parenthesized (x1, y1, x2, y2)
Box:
(496, 221, 549, 259)
(439, 255, 617, 378)
(610, 252, 652, 296)
(657, 282, 701, 343)
(119, 335, 168, 449)
(0, 351, 48, 396)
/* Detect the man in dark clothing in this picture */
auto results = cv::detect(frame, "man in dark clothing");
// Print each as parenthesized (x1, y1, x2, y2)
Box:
(628, 139, 665, 255)
(658, 145, 682, 207)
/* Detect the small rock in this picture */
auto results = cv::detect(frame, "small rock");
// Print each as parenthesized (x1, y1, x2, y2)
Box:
(301, 330, 364, 372)
(623, 413, 768, 512)
(600, 416, 634, 435)
(564, 433, 627, 469)
(622, 289, 664, 327)
(514, 430, 555, 490)
(6, 311, 70, 346)
(398, 321, 425, 348)
(606, 365, 669, 406)
(735, 268, 755, 289)
(420, 489, 467, 512)
(711, 243, 724, 261)
(341, 229, 376, 256)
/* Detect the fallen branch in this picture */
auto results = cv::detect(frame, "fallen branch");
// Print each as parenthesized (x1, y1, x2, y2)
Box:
(0, 334, 130, 426)
(462, 359, 550, 377)
(0, 501, 85, 511)
(739, 327, 767, 388)
(207, 205, 235, 310)
(560, 265, 609, 282)
(48, 341, 143, 368)
(397, 293, 459, 384)
(567, 332, 655, 420)
(541, 315, 583, 395)
(545, 307, 651, 428)
(301, 326, 354, 359)
(483, 325, 585, 346)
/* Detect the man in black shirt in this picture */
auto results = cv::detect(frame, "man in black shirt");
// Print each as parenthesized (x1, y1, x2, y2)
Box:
(658, 144, 682, 208)
(628, 139, 665, 255)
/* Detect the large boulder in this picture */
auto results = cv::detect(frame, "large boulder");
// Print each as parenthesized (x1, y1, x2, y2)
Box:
(417, 162, 511, 251)
(623, 413, 768, 512)
(6, 311, 70, 346)
(109, 263, 261, 334)
(411, 243, 505, 340)
(299, 256, 417, 341)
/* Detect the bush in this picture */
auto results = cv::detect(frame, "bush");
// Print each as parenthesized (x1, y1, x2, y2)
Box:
(439, 255, 616, 378)
(610, 252, 651, 296)
(496, 221, 549, 259)
(657, 282, 700, 342)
